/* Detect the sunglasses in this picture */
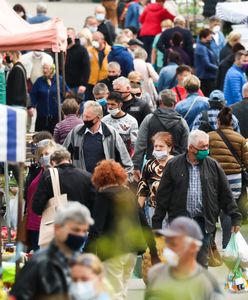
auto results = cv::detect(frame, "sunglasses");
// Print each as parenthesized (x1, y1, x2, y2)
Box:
(133, 93, 142, 97)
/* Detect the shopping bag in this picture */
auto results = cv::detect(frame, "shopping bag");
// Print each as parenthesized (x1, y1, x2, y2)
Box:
(208, 239, 223, 267)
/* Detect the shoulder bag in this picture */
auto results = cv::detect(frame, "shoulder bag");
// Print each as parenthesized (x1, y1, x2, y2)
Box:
(38, 168, 68, 247)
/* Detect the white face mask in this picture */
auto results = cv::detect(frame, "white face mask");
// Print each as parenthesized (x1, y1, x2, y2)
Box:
(212, 25, 221, 34)
(152, 150, 168, 160)
(163, 248, 179, 267)
(92, 40, 100, 49)
(70, 281, 97, 300)
(108, 108, 120, 116)
(88, 26, 98, 33)
(39, 154, 51, 167)
(95, 13, 105, 22)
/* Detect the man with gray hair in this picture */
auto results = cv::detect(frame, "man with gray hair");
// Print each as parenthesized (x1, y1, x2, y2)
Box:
(11, 202, 94, 299)
(231, 82, 248, 138)
(152, 129, 242, 268)
(132, 89, 189, 181)
(157, 15, 194, 66)
(63, 100, 133, 178)
(98, 61, 121, 91)
(28, 2, 51, 24)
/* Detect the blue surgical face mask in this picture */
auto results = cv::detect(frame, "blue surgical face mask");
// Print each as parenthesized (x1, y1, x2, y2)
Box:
(95, 13, 105, 22)
(96, 98, 107, 106)
(70, 281, 97, 300)
(88, 26, 98, 33)
(65, 233, 87, 251)
(39, 154, 51, 167)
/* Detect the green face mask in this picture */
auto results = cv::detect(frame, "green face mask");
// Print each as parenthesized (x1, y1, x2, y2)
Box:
(195, 149, 209, 161)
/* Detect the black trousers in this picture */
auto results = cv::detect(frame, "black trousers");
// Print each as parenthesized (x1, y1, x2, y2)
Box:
(140, 35, 155, 62)
(35, 116, 58, 134)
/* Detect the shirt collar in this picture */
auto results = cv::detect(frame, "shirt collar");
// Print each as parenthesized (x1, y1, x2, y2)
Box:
(85, 124, 103, 135)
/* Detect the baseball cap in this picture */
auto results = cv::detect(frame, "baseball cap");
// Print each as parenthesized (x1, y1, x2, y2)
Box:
(209, 90, 225, 102)
(155, 217, 203, 241)
(128, 39, 144, 47)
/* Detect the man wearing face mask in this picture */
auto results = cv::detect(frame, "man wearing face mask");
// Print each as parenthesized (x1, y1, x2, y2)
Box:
(209, 16, 225, 63)
(224, 50, 248, 106)
(63, 100, 133, 179)
(65, 27, 90, 103)
(113, 76, 151, 126)
(86, 31, 111, 101)
(98, 61, 121, 91)
(93, 83, 109, 116)
(152, 130, 242, 268)
(146, 217, 224, 300)
(102, 92, 138, 156)
(10, 202, 94, 300)
(95, 5, 116, 46)
(195, 29, 218, 97)
(84, 16, 98, 34)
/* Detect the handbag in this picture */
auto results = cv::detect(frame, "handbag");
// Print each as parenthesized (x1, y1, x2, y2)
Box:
(18, 214, 28, 245)
(38, 168, 68, 247)
(217, 129, 248, 187)
(208, 239, 223, 267)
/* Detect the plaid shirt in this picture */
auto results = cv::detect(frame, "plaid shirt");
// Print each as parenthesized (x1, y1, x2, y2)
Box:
(186, 158, 203, 218)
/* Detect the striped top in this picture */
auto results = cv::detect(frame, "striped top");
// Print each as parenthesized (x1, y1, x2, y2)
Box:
(226, 173, 242, 200)
(53, 114, 83, 145)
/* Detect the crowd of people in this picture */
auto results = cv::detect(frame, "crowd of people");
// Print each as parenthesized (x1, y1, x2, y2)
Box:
(0, 0, 248, 300)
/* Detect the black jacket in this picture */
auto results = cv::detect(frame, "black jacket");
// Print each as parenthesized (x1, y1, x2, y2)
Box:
(32, 163, 96, 215)
(65, 40, 90, 88)
(122, 96, 151, 126)
(6, 62, 27, 107)
(10, 242, 69, 300)
(98, 20, 116, 46)
(219, 43, 233, 62)
(152, 153, 242, 232)
(231, 98, 248, 138)
(216, 53, 234, 90)
(157, 26, 194, 66)
(85, 186, 148, 260)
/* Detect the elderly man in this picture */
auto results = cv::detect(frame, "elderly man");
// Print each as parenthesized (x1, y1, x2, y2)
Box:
(63, 101, 133, 178)
(28, 2, 51, 24)
(93, 83, 109, 115)
(86, 31, 111, 101)
(113, 76, 151, 126)
(99, 61, 121, 91)
(10, 202, 94, 300)
(95, 4, 116, 46)
(152, 130, 242, 267)
(146, 217, 224, 300)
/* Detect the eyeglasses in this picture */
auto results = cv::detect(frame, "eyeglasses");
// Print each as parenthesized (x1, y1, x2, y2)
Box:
(132, 93, 142, 97)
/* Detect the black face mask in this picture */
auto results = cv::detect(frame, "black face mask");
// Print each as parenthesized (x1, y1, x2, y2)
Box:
(84, 118, 95, 129)
(108, 75, 119, 82)
(67, 37, 73, 45)
(64, 233, 87, 251)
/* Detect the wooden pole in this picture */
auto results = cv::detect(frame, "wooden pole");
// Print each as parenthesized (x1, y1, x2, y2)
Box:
(55, 52, 62, 122)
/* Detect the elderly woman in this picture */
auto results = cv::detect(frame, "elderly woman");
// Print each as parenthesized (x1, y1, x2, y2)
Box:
(209, 107, 248, 248)
(133, 47, 159, 103)
(69, 253, 112, 300)
(85, 160, 148, 300)
(30, 62, 69, 133)
(25, 139, 57, 252)
(137, 132, 174, 225)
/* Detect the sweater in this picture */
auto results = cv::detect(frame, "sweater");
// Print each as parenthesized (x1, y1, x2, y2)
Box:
(139, 3, 174, 37)
(209, 126, 248, 175)
(88, 44, 111, 85)
(108, 45, 134, 77)
(65, 40, 90, 88)
(224, 64, 247, 106)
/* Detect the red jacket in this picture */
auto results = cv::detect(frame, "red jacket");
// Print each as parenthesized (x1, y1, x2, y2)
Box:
(139, 3, 174, 37)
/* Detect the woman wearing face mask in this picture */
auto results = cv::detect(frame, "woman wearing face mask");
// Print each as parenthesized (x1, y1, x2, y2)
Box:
(137, 132, 174, 225)
(70, 253, 112, 300)
(25, 139, 57, 252)
(30, 62, 70, 134)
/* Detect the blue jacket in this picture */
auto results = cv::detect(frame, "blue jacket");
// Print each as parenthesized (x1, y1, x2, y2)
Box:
(125, 2, 141, 29)
(224, 65, 247, 106)
(158, 63, 178, 92)
(175, 93, 209, 130)
(108, 45, 134, 77)
(210, 32, 225, 62)
(28, 13, 51, 24)
(194, 42, 218, 80)
(31, 75, 68, 117)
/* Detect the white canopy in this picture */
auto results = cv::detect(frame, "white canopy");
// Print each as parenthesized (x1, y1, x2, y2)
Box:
(216, 2, 248, 24)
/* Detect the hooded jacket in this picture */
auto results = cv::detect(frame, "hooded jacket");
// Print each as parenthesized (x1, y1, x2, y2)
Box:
(132, 108, 189, 170)
(139, 3, 174, 37)
(108, 45, 134, 77)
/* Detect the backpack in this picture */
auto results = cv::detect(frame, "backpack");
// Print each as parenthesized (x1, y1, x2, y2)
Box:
(198, 111, 214, 133)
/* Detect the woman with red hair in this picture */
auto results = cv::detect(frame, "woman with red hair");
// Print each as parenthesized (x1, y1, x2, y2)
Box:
(85, 159, 154, 300)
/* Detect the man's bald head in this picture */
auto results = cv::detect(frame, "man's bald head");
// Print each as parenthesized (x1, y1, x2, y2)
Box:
(92, 31, 106, 49)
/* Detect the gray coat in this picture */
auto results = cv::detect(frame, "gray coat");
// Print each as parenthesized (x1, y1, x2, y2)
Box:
(63, 122, 133, 178)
